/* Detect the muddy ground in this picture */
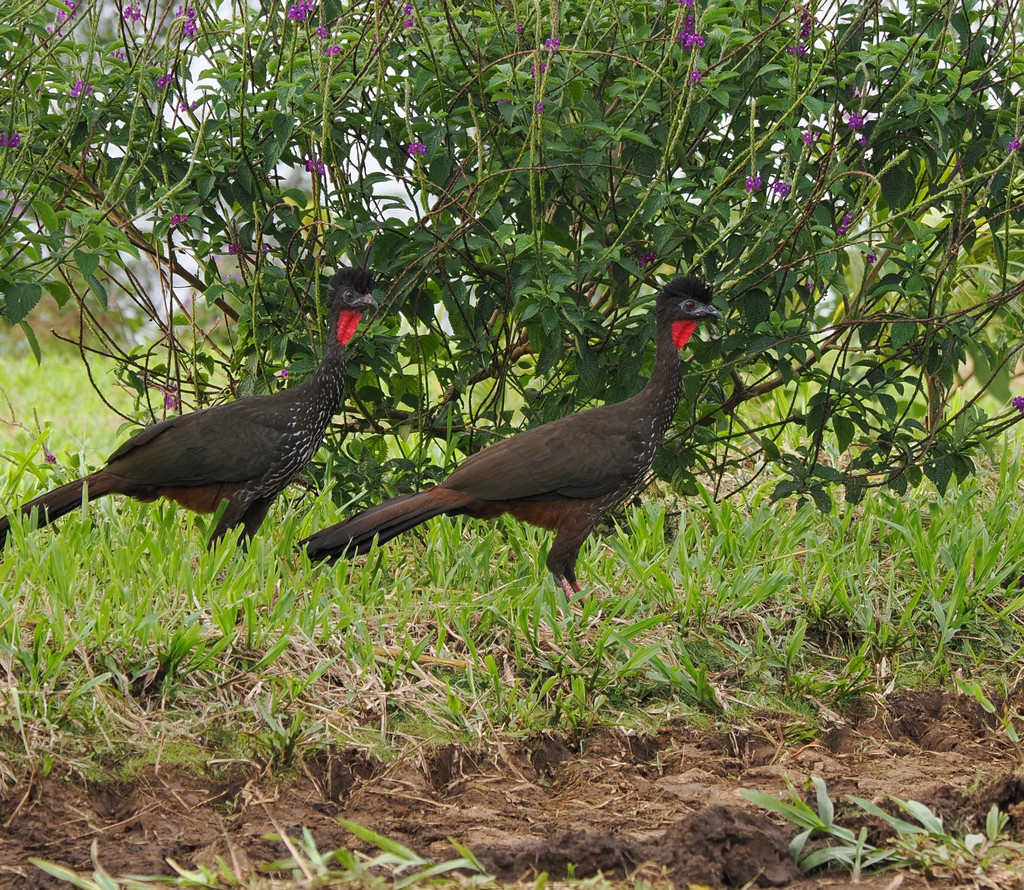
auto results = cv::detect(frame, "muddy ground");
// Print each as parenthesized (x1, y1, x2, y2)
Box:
(3, 691, 1024, 889)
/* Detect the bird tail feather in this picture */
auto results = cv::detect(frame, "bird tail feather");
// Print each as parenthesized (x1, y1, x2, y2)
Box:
(0, 472, 112, 549)
(303, 488, 472, 562)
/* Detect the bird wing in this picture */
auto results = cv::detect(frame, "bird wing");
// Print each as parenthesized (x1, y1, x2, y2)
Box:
(443, 403, 646, 501)
(104, 394, 290, 486)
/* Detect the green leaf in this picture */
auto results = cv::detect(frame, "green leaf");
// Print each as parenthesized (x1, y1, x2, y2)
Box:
(34, 200, 60, 233)
(833, 415, 856, 454)
(878, 393, 898, 420)
(28, 860, 102, 889)
(197, 173, 216, 200)
(3, 282, 43, 323)
(689, 100, 710, 131)
(890, 321, 917, 350)
(845, 477, 867, 505)
(924, 455, 953, 495)
(74, 249, 99, 281)
(761, 437, 781, 461)
(338, 819, 424, 862)
(617, 128, 656, 147)
(575, 346, 599, 396)
(19, 320, 41, 363)
(898, 799, 944, 835)
(880, 166, 916, 210)
(86, 274, 108, 308)
(809, 485, 832, 513)
(43, 279, 73, 307)
(272, 111, 293, 145)
(812, 777, 834, 828)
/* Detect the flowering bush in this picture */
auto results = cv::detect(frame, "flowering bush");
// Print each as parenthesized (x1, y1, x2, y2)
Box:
(1, 0, 1022, 508)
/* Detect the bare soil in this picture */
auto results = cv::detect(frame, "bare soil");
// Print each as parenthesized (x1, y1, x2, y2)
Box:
(3, 691, 1024, 888)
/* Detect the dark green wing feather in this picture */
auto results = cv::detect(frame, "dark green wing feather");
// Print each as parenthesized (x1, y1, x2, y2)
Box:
(104, 393, 292, 486)
(443, 403, 645, 501)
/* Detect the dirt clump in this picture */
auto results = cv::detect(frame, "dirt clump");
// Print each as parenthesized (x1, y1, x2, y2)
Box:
(659, 806, 802, 887)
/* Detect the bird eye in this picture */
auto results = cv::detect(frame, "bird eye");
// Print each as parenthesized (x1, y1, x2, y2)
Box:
(684, 300, 695, 310)
(345, 290, 354, 299)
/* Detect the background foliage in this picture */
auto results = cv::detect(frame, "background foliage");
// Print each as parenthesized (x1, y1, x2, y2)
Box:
(1, 0, 1023, 507)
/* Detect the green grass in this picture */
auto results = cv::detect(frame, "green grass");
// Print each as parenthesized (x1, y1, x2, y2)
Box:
(4, 339, 1024, 885)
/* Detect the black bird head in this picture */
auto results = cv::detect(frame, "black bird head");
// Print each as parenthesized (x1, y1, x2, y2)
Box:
(328, 266, 377, 346)
(655, 274, 722, 349)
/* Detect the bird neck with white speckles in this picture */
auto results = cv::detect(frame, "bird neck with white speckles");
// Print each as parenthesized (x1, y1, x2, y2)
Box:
(633, 312, 686, 443)
(289, 307, 352, 428)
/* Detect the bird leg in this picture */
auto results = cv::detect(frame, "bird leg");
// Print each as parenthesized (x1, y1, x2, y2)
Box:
(554, 572, 583, 598)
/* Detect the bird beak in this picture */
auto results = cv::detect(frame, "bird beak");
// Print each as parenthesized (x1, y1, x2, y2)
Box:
(690, 302, 723, 321)
(352, 293, 378, 313)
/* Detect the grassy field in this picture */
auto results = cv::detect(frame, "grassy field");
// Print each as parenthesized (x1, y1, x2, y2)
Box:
(3, 336, 1024, 887)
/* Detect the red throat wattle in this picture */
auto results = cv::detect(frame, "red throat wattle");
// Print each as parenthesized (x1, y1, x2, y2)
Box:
(336, 310, 362, 345)
(671, 319, 698, 349)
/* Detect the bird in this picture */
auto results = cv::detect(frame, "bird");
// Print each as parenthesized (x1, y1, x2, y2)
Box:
(0, 266, 377, 550)
(303, 273, 721, 595)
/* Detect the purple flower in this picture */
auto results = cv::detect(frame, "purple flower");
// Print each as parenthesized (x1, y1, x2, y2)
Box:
(836, 211, 854, 235)
(44, 451, 57, 464)
(316, 25, 328, 37)
(679, 0, 695, 6)
(800, 12, 812, 39)
(1013, 395, 1024, 414)
(773, 181, 792, 197)
(1008, 138, 1022, 152)
(857, 134, 867, 147)
(677, 15, 706, 50)
(0, 135, 6, 148)
(848, 112, 865, 130)
(531, 61, 547, 76)
(69, 80, 92, 99)
(788, 43, 808, 56)
(407, 140, 427, 156)
(156, 73, 172, 88)
(163, 387, 180, 411)
(862, 250, 877, 264)
(536, 101, 544, 114)
(802, 130, 815, 146)
(403, 17, 413, 27)
(495, 98, 512, 105)
(108, 49, 125, 60)
(689, 69, 703, 85)
(7, 133, 20, 148)
(123, 6, 142, 22)
(544, 37, 561, 51)
(304, 156, 325, 174)
(179, 99, 199, 112)
(404, 3, 413, 11)
(177, 4, 197, 37)
(170, 213, 188, 227)
(227, 242, 241, 255)
(515, 23, 523, 34)
(325, 44, 341, 56)
(288, 0, 315, 22)
(638, 251, 658, 267)
(744, 174, 763, 193)
(280, 366, 290, 379)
